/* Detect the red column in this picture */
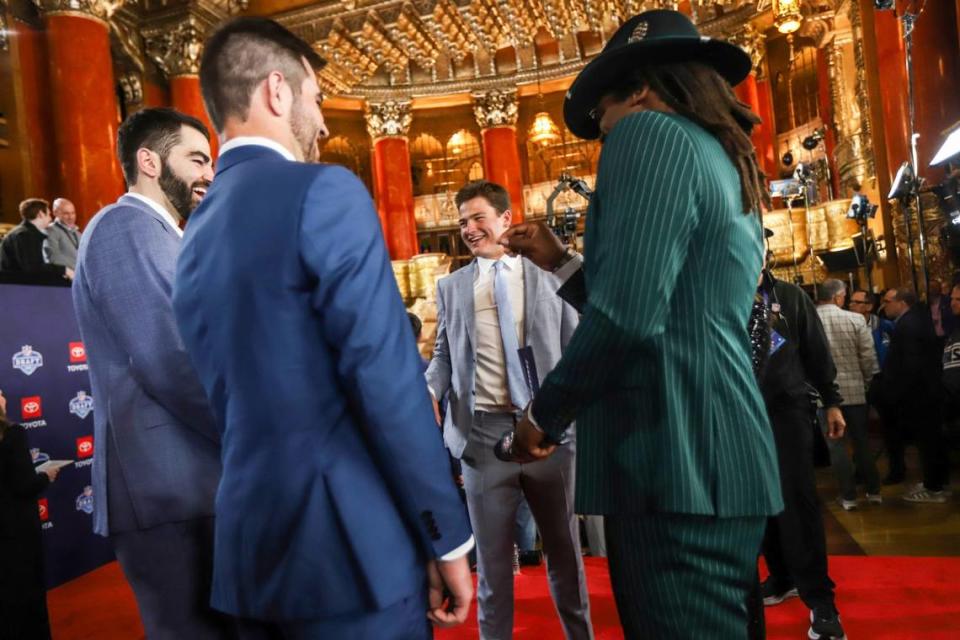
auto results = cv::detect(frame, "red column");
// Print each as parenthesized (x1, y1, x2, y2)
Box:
(872, 7, 911, 184)
(8, 17, 57, 199)
(170, 76, 218, 158)
(816, 48, 841, 197)
(736, 73, 776, 179)
(44, 13, 124, 227)
(481, 127, 525, 222)
(372, 137, 418, 259)
(910, 0, 960, 181)
(143, 80, 170, 108)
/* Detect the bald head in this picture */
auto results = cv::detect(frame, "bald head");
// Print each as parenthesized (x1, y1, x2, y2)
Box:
(52, 198, 77, 228)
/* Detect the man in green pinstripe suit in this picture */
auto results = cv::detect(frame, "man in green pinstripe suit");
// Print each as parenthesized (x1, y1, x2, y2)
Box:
(500, 10, 784, 639)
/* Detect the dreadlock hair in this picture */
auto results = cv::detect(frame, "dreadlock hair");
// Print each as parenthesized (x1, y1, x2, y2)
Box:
(604, 60, 769, 216)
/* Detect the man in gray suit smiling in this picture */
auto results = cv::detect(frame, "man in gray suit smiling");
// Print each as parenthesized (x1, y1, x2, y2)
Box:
(426, 180, 592, 640)
(72, 108, 232, 639)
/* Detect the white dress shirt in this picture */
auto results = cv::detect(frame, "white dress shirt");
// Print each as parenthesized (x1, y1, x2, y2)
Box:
(125, 192, 183, 238)
(219, 136, 296, 161)
(474, 253, 525, 411)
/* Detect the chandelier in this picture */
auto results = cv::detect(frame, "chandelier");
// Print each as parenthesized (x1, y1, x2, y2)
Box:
(773, 0, 803, 35)
(529, 112, 562, 147)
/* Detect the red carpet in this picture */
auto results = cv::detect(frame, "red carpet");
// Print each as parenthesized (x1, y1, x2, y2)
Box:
(50, 557, 960, 638)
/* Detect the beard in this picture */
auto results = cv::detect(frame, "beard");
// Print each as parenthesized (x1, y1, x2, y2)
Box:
(290, 99, 321, 162)
(159, 161, 205, 220)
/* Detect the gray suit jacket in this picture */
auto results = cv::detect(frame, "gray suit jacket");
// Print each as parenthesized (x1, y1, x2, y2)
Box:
(46, 219, 79, 269)
(72, 194, 221, 536)
(426, 257, 579, 458)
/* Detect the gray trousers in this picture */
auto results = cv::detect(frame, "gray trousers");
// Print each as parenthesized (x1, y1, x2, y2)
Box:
(111, 517, 237, 640)
(461, 411, 593, 640)
(821, 404, 881, 499)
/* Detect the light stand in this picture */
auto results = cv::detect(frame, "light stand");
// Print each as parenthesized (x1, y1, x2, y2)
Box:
(879, 1, 931, 299)
(795, 163, 820, 297)
(847, 194, 879, 293)
(545, 174, 592, 249)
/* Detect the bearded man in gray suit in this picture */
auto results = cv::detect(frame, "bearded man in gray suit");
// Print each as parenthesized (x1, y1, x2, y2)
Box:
(426, 180, 593, 640)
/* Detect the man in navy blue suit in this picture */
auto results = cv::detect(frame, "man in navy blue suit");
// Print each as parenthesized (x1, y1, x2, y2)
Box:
(73, 108, 233, 638)
(172, 18, 474, 639)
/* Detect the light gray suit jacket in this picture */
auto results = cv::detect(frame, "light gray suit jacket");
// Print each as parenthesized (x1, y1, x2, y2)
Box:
(46, 219, 79, 269)
(73, 194, 221, 536)
(426, 257, 579, 458)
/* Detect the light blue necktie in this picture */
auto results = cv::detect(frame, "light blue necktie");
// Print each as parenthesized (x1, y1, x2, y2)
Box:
(493, 260, 530, 409)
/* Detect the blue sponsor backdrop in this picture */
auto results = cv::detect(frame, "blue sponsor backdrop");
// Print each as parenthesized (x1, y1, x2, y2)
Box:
(1, 283, 114, 588)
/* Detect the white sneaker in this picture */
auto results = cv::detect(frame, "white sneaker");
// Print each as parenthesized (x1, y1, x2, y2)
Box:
(902, 486, 948, 503)
(866, 492, 883, 504)
(837, 497, 858, 511)
(910, 482, 952, 496)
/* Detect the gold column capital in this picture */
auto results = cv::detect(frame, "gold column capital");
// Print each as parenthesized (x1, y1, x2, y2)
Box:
(365, 100, 413, 141)
(33, 0, 126, 24)
(728, 22, 766, 74)
(144, 16, 207, 78)
(472, 88, 518, 129)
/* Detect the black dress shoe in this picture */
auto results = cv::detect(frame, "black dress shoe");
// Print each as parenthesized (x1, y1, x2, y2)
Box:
(518, 550, 543, 567)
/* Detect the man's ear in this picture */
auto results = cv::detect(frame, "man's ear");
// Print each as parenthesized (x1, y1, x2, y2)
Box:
(265, 71, 290, 117)
(136, 148, 162, 180)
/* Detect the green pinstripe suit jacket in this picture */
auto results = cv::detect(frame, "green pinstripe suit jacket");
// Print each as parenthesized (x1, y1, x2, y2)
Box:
(532, 111, 783, 518)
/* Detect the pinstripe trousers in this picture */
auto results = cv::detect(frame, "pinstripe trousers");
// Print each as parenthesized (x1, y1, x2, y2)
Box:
(604, 513, 766, 639)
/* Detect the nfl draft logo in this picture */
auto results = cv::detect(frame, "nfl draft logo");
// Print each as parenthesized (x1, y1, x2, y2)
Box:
(69, 391, 94, 419)
(12, 345, 43, 376)
(75, 486, 94, 515)
(30, 448, 51, 465)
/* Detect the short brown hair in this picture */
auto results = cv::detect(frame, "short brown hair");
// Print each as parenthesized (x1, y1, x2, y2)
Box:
(19, 198, 50, 222)
(200, 17, 326, 132)
(455, 180, 511, 213)
(117, 108, 210, 186)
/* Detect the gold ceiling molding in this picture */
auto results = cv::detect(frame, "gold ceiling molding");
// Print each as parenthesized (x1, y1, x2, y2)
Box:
(139, 0, 247, 78)
(276, 0, 752, 98)
(472, 88, 518, 128)
(365, 99, 413, 140)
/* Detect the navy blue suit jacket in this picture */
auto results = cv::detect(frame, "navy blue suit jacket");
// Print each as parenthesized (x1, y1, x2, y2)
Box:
(173, 145, 472, 621)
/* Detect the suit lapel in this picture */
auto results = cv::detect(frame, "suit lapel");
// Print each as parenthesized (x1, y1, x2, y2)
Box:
(522, 258, 540, 346)
(457, 261, 477, 356)
(118, 195, 180, 240)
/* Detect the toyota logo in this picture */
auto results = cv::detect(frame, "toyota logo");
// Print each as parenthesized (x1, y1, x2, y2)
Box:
(23, 401, 39, 413)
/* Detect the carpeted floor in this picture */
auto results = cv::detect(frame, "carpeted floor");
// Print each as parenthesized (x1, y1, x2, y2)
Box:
(49, 556, 960, 639)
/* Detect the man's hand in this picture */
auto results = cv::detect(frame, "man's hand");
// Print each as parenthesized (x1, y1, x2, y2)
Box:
(44, 467, 60, 482)
(824, 406, 846, 440)
(431, 395, 442, 427)
(498, 222, 566, 272)
(64, 268, 75, 281)
(512, 413, 557, 463)
(426, 555, 472, 627)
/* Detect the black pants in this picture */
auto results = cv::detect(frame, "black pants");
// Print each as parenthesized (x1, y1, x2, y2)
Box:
(0, 531, 50, 640)
(763, 399, 835, 610)
(885, 401, 949, 490)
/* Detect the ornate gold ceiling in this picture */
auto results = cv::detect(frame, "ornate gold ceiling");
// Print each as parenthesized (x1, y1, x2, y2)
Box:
(90, 0, 776, 101)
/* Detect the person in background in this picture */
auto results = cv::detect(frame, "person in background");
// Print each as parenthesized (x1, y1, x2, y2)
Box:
(850, 290, 894, 368)
(942, 284, 960, 418)
(927, 279, 956, 341)
(881, 288, 949, 501)
(0, 198, 73, 280)
(0, 389, 59, 640)
(815, 279, 882, 511)
(45, 197, 81, 271)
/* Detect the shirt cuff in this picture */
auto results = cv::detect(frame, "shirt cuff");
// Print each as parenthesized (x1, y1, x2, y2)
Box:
(440, 535, 475, 561)
(553, 252, 583, 283)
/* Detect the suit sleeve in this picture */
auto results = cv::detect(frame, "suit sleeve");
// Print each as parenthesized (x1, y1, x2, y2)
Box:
(532, 112, 702, 437)
(81, 212, 219, 443)
(45, 228, 69, 268)
(3, 427, 50, 499)
(425, 280, 453, 401)
(299, 167, 471, 559)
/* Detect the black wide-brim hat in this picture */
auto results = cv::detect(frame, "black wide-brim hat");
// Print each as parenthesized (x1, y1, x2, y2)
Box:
(564, 9, 752, 140)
